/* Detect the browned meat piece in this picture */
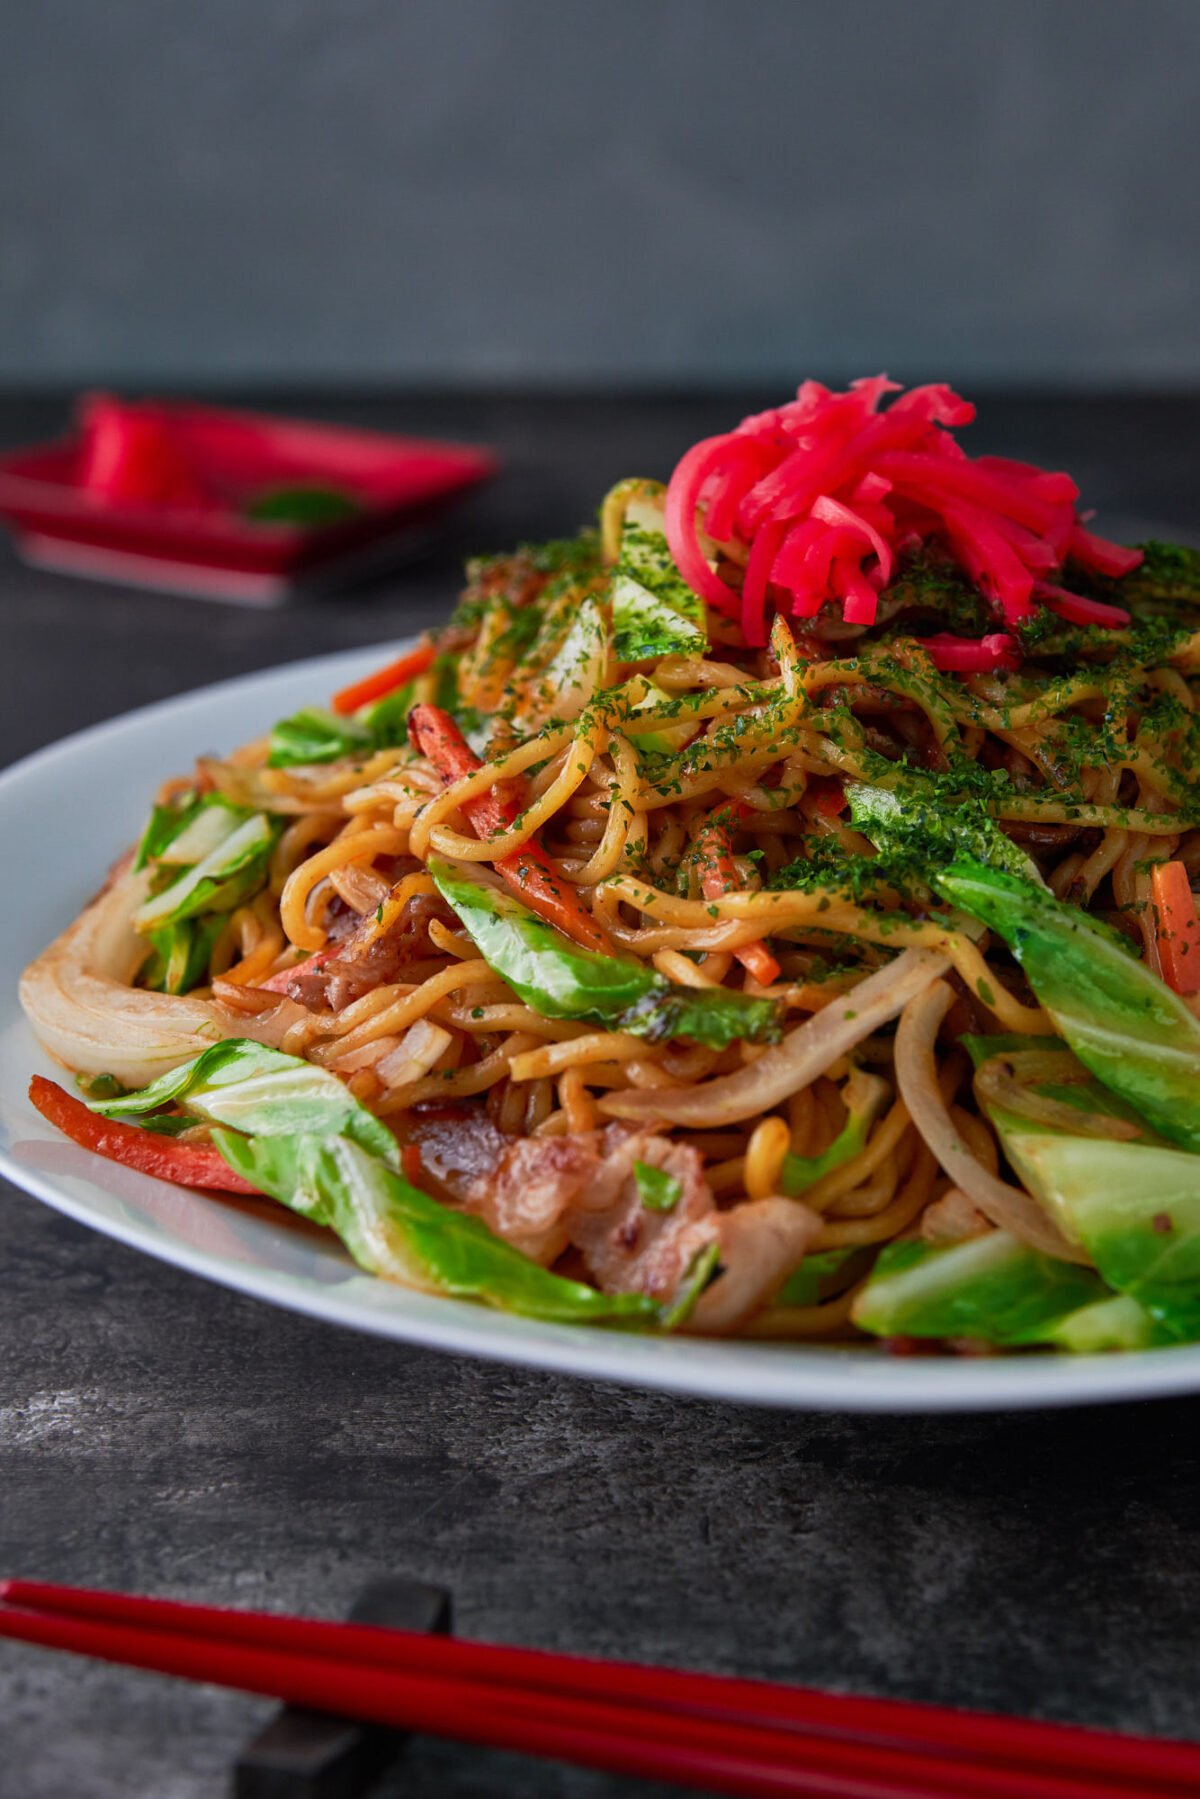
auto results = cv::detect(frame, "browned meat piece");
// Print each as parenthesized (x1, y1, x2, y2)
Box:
(687, 1197, 821, 1335)
(412, 1107, 599, 1263)
(921, 1188, 992, 1245)
(1003, 822, 1094, 851)
(411, 1110, 717, 1294)
(408, 1105, 817, 1324)
(562, 1126, 719, 1302)
(288, 890, 455, 1012)
(460, 548, 559, 616)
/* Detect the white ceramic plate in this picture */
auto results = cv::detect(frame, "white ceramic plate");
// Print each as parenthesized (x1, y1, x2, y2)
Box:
(3, 645, 1199, 1413)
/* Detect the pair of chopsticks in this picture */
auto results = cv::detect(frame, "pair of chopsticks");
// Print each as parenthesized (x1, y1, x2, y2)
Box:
(1, 1580, 1197, 1799)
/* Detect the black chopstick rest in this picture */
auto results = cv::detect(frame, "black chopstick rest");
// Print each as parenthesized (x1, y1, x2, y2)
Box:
(232, 1577, 453, 1799)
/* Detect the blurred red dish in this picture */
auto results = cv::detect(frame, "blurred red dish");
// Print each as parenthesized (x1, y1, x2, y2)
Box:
(0, 396, 497, 605)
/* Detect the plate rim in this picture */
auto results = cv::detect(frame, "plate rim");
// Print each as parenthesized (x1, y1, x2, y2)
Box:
(4, 642, 1200, 1414)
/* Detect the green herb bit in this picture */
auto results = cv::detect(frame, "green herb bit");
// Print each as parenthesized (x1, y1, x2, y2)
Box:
(633, 1160, 683, 1212)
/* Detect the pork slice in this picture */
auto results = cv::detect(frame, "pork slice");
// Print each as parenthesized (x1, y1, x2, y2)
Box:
(687, 1197, 822, 1335)
(562, 1126, 719, 1302)
(412, 1107, 600, 1265)
(289, 889, 455, 1012)
(921, 1188, 992, 1246)
(412, 1108, 805, 1320)
(483, 1136, 604, 1264)
(410, 1106, 512, 1195)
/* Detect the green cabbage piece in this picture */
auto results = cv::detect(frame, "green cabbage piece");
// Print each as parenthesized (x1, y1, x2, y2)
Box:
(139, 915, 225, 996)
(213, 1130, 662, 1328)
(847, 780, 1040, 883)
(612, 573, 706, 663)
(776, 1248, 868, 1309)
(939, 862, 1200, 1154)
(610, 489, 707, 663)
(429, 857, 782, 1048)
(268, 681, 423, 768)
(134, 813, 277, 933)
(852, 1232, 1123, 1347)
(87, 1039, 399, 1166)
(779, 1074, 888, 1196)
(975, 1104, 1200, 1344)
(133, 793, 248, 871)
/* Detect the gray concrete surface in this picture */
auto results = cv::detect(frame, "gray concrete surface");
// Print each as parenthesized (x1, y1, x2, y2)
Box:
(3, 392, 1200, 1796)
(5, 1194, 1200, 1797)
(1, 1, 1198, 388)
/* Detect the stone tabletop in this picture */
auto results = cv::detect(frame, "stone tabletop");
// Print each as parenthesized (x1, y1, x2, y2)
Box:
(3, 392, 1200, 1799)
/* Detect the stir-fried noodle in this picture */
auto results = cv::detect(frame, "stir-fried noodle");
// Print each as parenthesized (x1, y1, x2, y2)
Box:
(22, 381, 1200, 1349)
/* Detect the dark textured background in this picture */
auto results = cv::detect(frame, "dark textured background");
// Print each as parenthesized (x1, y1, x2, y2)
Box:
(6, 1196, 1200, 1799)
(1, 0, 1198, 388)
(2, 391, 1200, 1797)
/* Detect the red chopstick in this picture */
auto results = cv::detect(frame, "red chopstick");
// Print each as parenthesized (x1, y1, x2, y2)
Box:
(3, 1578, 1189, 1791)
(1, 1581, 1196, 1799)
(0, 1598, 976, 1799)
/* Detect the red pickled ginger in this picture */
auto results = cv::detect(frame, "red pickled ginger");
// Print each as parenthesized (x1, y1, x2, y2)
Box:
(663, 377, 1142, 656)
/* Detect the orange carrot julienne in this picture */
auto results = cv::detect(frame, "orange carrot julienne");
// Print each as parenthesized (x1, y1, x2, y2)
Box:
(408, 702, 481, 784)
(729, 936, 782, 989)
(498, 843, 615, 957)
(809, 780, 848, 820)
(695, 805, 782, 988)
(410, 703, 515, 840)
(1151, 860, 1200, 996)
(332, 643, 435, 716)
(409, 705, 614, 956)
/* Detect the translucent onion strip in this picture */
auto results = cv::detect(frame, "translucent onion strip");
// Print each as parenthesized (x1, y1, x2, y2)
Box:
(894, 980, 1087, 1263)
(599, 949, 948, 1127)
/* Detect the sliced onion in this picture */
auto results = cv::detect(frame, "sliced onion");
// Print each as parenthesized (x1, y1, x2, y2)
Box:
(600, 949, 948, 1128)
(19, 866, 237, 1087)
(376, 1019, 454, 1086)
(329, 863, 393, 916)
(895, 981, 1087, 1263)
(920, 1188, 992, 1245)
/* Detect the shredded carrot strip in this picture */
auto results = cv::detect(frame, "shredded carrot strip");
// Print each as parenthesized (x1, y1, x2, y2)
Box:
(694, 803, 782, 987)
(409, 705, 614, 955)
(1151, 860, 1200, 996)
(331, 643, 435, 716)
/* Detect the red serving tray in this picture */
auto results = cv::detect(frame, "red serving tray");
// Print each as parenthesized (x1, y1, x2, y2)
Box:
(0, 398, 498, 605)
